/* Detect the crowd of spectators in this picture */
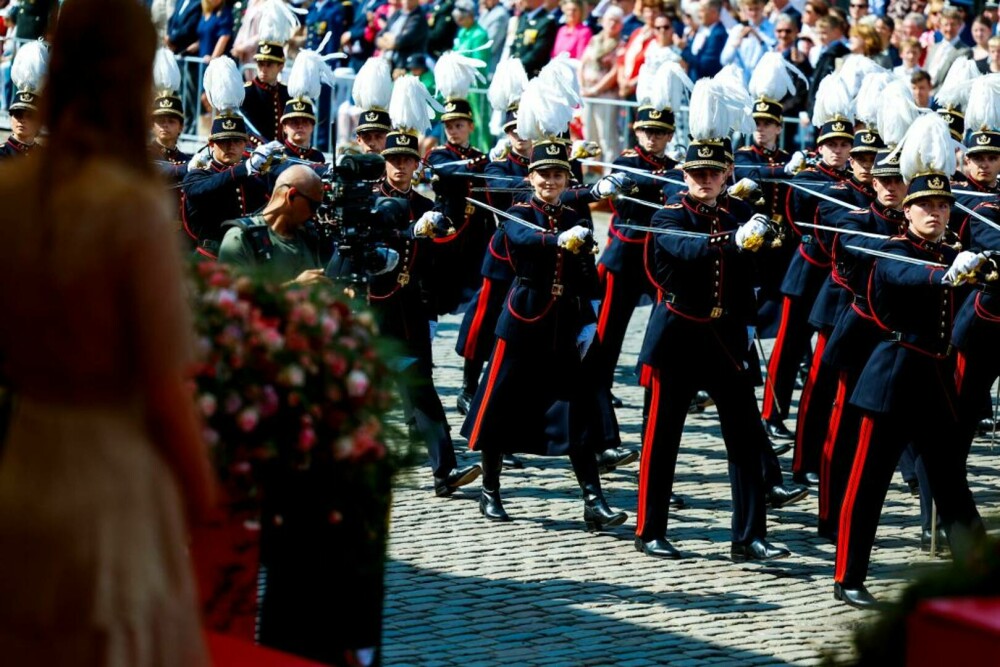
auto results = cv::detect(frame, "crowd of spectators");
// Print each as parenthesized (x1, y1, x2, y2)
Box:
(2, 0, 999, 156)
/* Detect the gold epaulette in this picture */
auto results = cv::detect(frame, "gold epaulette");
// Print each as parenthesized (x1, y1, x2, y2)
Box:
(620, 149, 638, 157)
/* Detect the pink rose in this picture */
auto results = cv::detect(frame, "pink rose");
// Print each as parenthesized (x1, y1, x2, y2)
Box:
(198, 394, 217, 417)
(237, 407, 260, 433)
(346, 369, 370, 398)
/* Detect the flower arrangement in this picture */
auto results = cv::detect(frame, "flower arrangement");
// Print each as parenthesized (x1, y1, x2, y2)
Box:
(188, 260, 400, 488)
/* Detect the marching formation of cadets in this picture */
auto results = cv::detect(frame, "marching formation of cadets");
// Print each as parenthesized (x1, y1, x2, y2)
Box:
(7, 18, 1000, 612)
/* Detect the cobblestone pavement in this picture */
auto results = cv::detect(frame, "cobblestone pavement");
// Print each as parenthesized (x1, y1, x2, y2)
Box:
(381, 212, 1000, 666)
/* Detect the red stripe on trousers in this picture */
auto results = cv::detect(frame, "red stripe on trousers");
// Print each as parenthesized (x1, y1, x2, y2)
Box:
(468, 339, 506, 450)
(793, 330, 829, 472)
(635, 367, 661, 536)
(462, 278, 493, 359)
(955, 351, 967, 394)
(761, 296, 794, 421)
(835, 413, 874, 583)
(819, 369, 848, 521)
(597, 271, 615, 342)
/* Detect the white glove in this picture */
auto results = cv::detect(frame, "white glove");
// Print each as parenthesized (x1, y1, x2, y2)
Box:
(414, 211, 448, 237)
(571, 139, 602, 159)
(246, 140, 283, 175)
(557, 225, 592, 252)
(590, 173, 632, 199)
(784, 151, 806, 175)
(369, 248, 400, 276)
(943, 251, 987, 285)
(727, 177, 760, 200)
(735, 214, 770, 251)
(489, 136, 510, 161)
(577, 322, 598, 359)
(187, 149, 211, 171)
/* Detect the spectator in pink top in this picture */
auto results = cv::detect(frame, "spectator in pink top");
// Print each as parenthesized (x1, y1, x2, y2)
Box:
(552, 0, 594, 59)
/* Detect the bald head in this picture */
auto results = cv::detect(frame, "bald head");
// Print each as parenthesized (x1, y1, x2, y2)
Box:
(275, 164, 324, 202)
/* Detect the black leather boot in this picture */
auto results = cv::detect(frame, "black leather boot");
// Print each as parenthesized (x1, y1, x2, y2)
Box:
(582, 483, 627, 531)
(479, 450, 510, 522)
(456, 359, 482, 416)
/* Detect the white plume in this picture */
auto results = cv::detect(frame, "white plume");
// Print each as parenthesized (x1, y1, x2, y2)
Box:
(514, 55, 582, 140)
(636, 60, 692, 112)
(434, 51, 486, 100)
(748, 51, 806, 102)
(711, 65, 756, 137)
(855, 70, 895, 129)
(352, 58, 392, 110)
(153, 47, 180, 94)
(537, 53, 581, 106)
(203, 56, 245, 113)
(964, 73, 1000, 132)
(257, 0, 300, 45)
(836, 55, 886, 99)
(811, 74, 853, 127)
(288, 49, 337, 102)
(876, 80, 924, 147)
(934, 57, 980, 111)
(488, 57, 528, 111)
(11, 40, 48, 94)
(895, 113, 957, 184)
(389, 75, 442, 135)
(688, 71, 753, 141)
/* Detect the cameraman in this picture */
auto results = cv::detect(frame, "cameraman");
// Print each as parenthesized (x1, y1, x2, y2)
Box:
(218, 165, 329, 286)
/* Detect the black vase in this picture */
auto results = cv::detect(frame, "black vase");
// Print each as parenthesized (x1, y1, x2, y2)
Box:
(255, 459, 391, 666)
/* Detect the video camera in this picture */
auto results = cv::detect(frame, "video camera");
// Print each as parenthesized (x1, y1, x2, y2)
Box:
(315, 153, 410, 285)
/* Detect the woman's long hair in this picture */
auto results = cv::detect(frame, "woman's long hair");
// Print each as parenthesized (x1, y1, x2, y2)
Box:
(42, 0, 157, 179)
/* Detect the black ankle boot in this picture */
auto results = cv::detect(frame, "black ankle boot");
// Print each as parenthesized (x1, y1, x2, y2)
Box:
(582, 483, 627, 531)
(479, 487, 510, 521)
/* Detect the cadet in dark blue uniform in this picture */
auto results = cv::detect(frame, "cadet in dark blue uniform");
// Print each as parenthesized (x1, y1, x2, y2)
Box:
(461, 139, 627, 530)
(278, 97, 327, 164)
(953, 199, 1000, 476)
(423, 97, 492, 315)
(1, 44, 44, 161)
(591, 105, 678, 435)
(816, 148, 908, 541)
(761, 115, 855, 441)
(181, 113, 275, 259)
(950, 127, 1000, 248)
(455, 105, 529, 415)
(734, 97, 795, 335)
(241, 39, 291, 145)
(834, 115, 986, 609)
(634, 134, 791, 562)
(150, 79, 192, 245)
(792, 127, 882, 488)
(363, 126, 482, 497)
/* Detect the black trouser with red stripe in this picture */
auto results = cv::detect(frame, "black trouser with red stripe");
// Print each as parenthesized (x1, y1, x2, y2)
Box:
(761, 273, 827, 424)
(636, 366, 766, 545)
(834, 408, 982, 587)
(592, 264, 652, 387)
(792, 328, 832, 476)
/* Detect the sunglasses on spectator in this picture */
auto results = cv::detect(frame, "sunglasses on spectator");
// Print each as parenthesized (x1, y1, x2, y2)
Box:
(775, 28, 793, 33)
(850, 3, 867, 7)
(654, 24, 672, 30)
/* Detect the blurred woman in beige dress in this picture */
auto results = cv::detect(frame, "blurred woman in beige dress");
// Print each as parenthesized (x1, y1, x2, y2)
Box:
(0, 0, 215, 664)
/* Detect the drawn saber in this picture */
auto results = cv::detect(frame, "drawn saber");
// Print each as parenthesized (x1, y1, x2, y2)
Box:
(953, 201, 1000, 236)
(776, 180, 867, 212)
(578, 159, 687, 188)
(470, 186, 531, 193)
(460, 171, 525, 182)
(795, 221, 890, 240)
(466, 197, 599, 254)
(465, 198, 548, 231)
(616, 194, 663, 210)
(761, 176, 993, 198)
(614, 222, 712, 239)
(844, 244, 948, 268)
